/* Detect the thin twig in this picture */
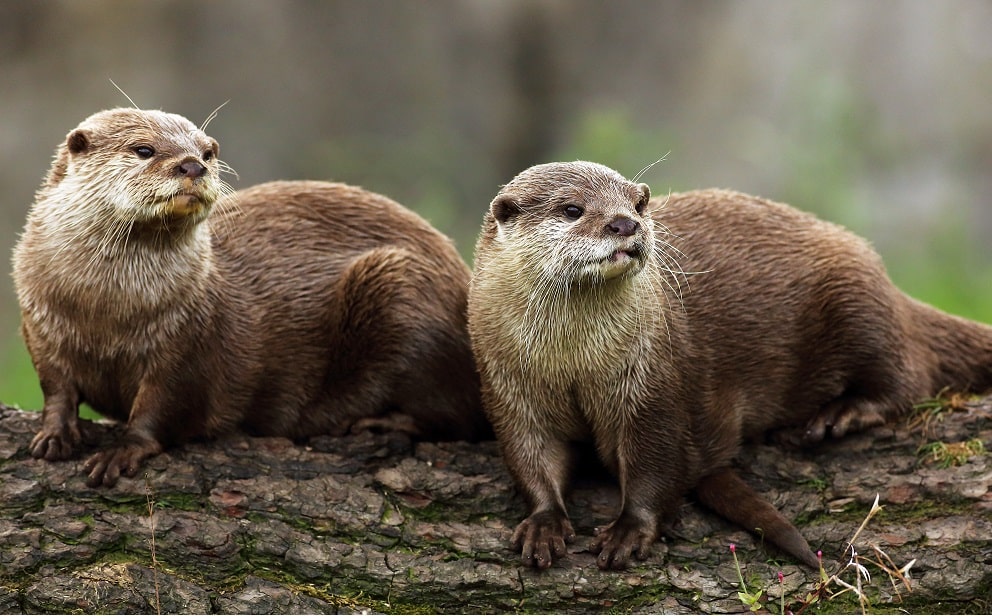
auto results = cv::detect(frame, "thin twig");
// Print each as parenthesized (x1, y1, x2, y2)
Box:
(145, 479, 161, 615)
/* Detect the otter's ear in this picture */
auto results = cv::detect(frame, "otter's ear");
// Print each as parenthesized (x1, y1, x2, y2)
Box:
(636, 183, 651, 208)
(66, 129, 91, 155)
(47, 130, 89, 186)
(490, 194, 523, 225)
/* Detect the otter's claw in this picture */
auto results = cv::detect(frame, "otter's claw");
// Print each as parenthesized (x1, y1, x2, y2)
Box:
(30, 424, 81, 461)
(83, 436, 162, 488)
(593, 513, 655, 570)
(512, 509, 575, 569)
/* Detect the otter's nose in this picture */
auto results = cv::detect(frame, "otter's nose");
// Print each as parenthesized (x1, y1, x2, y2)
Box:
(177, 159, 207, 179)
(606, 216, 639, 237)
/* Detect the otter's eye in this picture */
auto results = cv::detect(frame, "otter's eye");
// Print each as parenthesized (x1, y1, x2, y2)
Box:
(634, 198, 647, 215)
(133, 146, 155, 159)
(202, 149, 214, 162)
(563, 204, 584, 220)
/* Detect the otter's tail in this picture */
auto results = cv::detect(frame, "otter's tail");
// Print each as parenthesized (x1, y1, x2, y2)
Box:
(909, 299, 992, 396)
(695, 468, 819, 569)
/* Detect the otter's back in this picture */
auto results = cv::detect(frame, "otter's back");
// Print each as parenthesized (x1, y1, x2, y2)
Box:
(654, 189, 917, 433)
(211, 180, 469, 290)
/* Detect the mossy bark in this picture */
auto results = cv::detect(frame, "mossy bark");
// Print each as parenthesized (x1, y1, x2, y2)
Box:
(1, 400, 990, 614)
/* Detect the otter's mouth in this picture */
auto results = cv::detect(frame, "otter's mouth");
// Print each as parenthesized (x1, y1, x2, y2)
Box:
(158, 190, 212, 218)
(601, 243, 646, 265)
(580, 242, 647, 282)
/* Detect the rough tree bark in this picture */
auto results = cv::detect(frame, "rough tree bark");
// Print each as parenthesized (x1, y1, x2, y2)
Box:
(0, 398, 990, 614)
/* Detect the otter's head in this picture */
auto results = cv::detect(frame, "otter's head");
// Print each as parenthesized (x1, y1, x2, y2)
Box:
(44, 108, 229, 228)
(486, 161, 653, 286)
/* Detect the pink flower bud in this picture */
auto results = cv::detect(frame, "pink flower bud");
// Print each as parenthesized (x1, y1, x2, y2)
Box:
(729, 543, 736, 554)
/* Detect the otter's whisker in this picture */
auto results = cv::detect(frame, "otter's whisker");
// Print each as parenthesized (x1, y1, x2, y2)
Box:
(631, 151, 670, 184)
(109, 78, 140, 109)
(201, 101, 229, 132)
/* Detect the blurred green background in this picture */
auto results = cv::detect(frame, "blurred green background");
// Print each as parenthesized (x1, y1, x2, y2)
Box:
(2, 1, 991, 412)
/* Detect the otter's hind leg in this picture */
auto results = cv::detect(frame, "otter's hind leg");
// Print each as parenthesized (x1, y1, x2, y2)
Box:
(378, 249, 488, 441)
(316, 247, 486, 440)
(803, 393, 897, 443)
(310, 247, 417, 436)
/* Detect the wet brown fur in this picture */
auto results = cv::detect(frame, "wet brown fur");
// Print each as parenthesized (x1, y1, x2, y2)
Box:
(467, 161, 992, 570)
(13, 108, 488, 487)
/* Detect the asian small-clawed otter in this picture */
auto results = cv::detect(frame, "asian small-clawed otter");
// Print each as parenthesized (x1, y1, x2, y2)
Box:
(467, 160, 992, 570)
(13, 108, 489, 488)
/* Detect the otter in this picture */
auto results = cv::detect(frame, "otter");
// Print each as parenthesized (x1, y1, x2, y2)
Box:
(467, 161, 992, 570)
(13, 108, 489, 488)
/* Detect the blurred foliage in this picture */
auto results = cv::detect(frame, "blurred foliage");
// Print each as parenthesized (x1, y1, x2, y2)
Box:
(1, 333, 39, 412)
(772, 75, 992, 323)
(887, 215, 992, 323)
(552, 108, 681, 184)
(777, 74, 887, 231)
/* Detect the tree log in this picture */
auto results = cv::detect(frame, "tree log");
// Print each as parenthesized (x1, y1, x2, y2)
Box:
(1, 399, 990, 614)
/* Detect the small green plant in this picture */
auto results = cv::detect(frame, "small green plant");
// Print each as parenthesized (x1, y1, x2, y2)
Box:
(729, 543, 764, 612)
(798, 476, 829, 492)
(917, 438, 986, 468)
(908, 390, 974, 438)
(910, 391, 987, 469)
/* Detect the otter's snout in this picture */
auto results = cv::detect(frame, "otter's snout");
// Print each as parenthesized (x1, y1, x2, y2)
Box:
(176, 159, 207, 179)
(606, 216, 639, 237)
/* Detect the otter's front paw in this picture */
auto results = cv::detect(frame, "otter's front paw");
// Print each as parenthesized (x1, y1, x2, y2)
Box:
(512, 509, 575, 569)
(593, 512, 656, 570)
(30, 423, 81, 461)
(83, 436, 162, 488)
